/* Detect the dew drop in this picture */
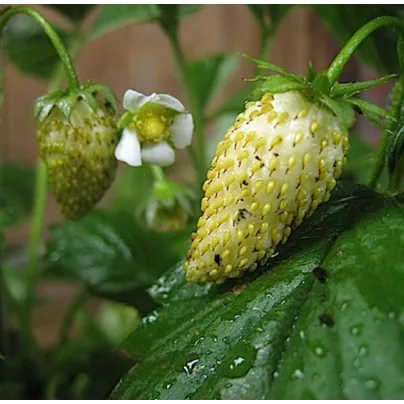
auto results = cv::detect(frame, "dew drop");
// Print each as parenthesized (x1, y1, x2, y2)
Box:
(315, 346, 326, 357)
(365, 379, 379, 390)
(299, 330, 305, 340)
(358, 345, 368, 356)
(273, 371, 279, 379)
(183, 359, 199, 376)
(292, 369, 304, 379)
(350, 324, 363, 336)
(166, 384, 171, 390)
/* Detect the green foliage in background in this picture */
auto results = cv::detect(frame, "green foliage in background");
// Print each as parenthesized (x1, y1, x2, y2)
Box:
(1, 3, 404, 400)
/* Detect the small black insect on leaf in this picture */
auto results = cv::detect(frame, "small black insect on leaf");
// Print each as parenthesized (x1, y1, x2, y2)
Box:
(214, 254, 221, 265)
(242, 180, 249, 186)
(312, 266, 328, 283)
(319, 313, 335, 327)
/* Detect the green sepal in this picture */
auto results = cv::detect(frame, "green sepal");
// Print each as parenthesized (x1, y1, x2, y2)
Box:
(34, 90, 64, 121)
(331, 74, 397, 99)
(33, 83, 119, 124)
(312, 72, 332, 94)
(306, 61, 317, 83)
(254, 75, 308, 97)
(242, 53, 304, 83)
(346, 98, 395, 128)
(56, 95, 77, 124)
(82, 82, 119, 112)
(118, 111, 133, 129)
(387, 117, 404, 177)
(77, 90, 98, 112)
(319, 94, 355, 130)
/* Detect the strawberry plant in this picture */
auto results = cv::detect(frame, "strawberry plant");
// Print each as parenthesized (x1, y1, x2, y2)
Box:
(1, 4, 404, 400)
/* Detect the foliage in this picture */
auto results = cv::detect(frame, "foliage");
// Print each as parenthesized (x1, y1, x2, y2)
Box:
(1, 3, 404, 400)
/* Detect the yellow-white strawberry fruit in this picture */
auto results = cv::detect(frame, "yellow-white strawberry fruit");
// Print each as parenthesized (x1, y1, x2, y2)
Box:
(37, 100, 118, 219)
(185, 91, 349, 284)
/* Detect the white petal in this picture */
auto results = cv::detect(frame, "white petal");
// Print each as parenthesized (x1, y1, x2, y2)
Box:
(141, 142, 175, 166)
(115, 128, 142, 166)
(149, 93, 185, 112)
(123, 89, 151, 112)
(171, 113, 194, 149)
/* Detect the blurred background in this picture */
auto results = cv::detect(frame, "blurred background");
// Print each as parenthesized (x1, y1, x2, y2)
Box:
(0, 2, 391, 351)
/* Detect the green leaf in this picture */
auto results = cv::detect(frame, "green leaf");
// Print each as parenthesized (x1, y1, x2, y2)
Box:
(257, 75, 307, 95)
(319, 95, 356, 130)
(331, 74, 397, 99)
(312, 5, 403, 73)
(44, 210, 182, 313)
(187, 54, 240, 113)
(0, 163, 36, 228)
(46, 5, 95, 22)
(111, 183, 404, 399)
(96, 301, 140, 346)
(89, 5, 161, 40)
(0, 15, 69, 80)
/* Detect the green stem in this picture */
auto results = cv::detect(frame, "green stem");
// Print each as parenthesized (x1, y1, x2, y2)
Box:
(0, 6, 80, 89)
(23, 159, 47, 350)
(367, 38, 404, 190)
(151, 165, 165, 183)
(166, 33, 206, 187)
(326, 16, 404, 86)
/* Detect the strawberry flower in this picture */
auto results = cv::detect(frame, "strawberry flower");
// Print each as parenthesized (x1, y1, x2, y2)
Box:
(115, 90, 194, 167)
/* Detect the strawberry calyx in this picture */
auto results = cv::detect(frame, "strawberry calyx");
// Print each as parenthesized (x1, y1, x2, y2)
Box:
(244, 54, 397, 132)
(34, 82, 118, 124)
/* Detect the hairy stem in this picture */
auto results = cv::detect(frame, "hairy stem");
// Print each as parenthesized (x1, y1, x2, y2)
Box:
(0, 6, 80, 89)
(151, 165, 165, 183)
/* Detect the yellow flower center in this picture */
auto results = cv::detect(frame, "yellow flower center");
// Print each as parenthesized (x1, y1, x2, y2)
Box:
(131, 104, 175, 144)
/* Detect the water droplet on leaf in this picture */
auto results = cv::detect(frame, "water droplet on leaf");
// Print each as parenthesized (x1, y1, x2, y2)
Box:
(292, 369, 304, 379)
(183, 359, 199, 376)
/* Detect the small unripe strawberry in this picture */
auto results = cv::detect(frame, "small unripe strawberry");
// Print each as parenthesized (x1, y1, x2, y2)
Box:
(37, 99, 118, 219)
(185, 91, 349, 284)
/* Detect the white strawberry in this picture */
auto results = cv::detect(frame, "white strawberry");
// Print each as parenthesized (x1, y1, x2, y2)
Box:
(185, 90, 349, 284)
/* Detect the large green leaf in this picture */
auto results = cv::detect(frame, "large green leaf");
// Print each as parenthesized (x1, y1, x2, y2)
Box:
(312, 5, 404, 73)
(45, 210, 184, 313)
(187, 54, 240, 113)
(46, 5, 95, 22)
(111, 183, 404, 399)
(0, 163, 36, 228)
(89, 5, 160, 40)
(0, 15, 69, 80)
